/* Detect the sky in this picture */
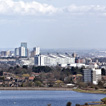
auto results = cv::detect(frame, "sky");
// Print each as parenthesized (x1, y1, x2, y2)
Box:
(0, 0, 106, 49)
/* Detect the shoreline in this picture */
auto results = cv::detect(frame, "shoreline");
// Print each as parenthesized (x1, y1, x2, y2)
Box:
(73, 88, 106, 94)
(0, 87, 73, 91)
(0, 87, 106, 95)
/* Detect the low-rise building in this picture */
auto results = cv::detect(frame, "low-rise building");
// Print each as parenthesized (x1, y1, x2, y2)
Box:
(34, 54, 75, 66)
(17, 57, 34, 66)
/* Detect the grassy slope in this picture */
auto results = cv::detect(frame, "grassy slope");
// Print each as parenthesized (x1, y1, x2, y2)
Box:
(73, 89, 106, 94)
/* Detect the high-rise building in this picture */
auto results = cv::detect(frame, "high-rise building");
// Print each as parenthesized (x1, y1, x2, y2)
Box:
(72, 53, 77, 58)
(15, 48, 19, 57)
(31, 47, 40, 57)
(19, 46, 25, 57)
(33, 47, 40, 55)
(14, 42, 28, 57)
(83, 68, 101, 85)
(21, 42, 28, 57)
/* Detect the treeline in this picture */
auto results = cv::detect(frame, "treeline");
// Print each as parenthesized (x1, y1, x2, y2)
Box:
(0, 65, 84, 87)
(6, 66, 84, 80)
(32, 66, 52, 73)
(32, 66, 84, 75)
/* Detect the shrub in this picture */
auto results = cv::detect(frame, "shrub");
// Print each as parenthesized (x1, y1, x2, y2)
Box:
(95, 86, 99, 90)
(84, 103, 88, 105)
(66, 102, 72, 106)
(101, 97, 106, 104)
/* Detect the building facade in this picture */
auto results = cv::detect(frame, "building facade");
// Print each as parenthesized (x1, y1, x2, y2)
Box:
(15, 48, 19, 57)
(0, 51, 11, 57)
(19, 47, 25, 57)
(31, 47, 40, 57)
(21, 42, 28, 57)
(83, 68, 101, 84)
(35, 54, 75, 67)
(15, 42, 28, 57)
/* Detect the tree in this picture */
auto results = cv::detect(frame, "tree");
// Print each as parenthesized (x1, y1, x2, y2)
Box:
(98, 80, 103, 88)
(34, 77, 42, 82)
(103, 83, 106, 88)
(35, 81, 42, 87)
(32, 66, 52, 73)
(55, 80, 64, 87)
(0, 71, 3, 76)
(66, 102, 72, 106)
(22, 74, 30, 78)
(84, 103, 88, 105)
(0, 76, 4, 80)
(78, 82, 87, 88)
(22, 65, 28, 69)
(102, 68, 106, 75)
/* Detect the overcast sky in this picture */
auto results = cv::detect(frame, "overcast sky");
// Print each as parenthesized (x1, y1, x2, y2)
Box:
(0, 0, 106, 49)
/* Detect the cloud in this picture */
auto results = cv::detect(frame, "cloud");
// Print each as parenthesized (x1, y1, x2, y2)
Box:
(0, 0, 58, 15)
(63, 4, 106, 16)
(0, 0, 106, 16)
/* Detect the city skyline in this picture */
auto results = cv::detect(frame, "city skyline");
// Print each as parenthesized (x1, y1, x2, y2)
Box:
(0, 0, 106, 49)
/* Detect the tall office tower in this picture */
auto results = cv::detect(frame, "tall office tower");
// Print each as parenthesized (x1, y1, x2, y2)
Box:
(33, 47, 40, 55)
(72, 53, 77, 58)
(21, 42, 28, 57)
(19, 46, 25, 57)
(31, 47, 40, 57)
(27, 49, 30, 57)
(15, 48, 19, 57)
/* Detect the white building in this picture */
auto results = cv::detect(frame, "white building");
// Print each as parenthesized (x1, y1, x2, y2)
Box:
(15, 42, 28, 57)
(34, 47, 40, 55)
(21, 42, 28, 57)
(18, 57, 34, 66)
(83, 68, 101, 85)
(31, 47, 40, 57)
(19, 47, 25, 57)
(35, 54, 75, 67)
(88, 62, 98, 68)
(70, 63, 85, 68)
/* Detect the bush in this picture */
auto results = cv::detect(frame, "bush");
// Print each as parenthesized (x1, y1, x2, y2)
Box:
(98, 81, 103, 88)
(95, 86, 99, 90)
(35, 81, 42, 87)
(101, 97, 106, 104)
(66, 102, 72, 106)
(84, 103, 88, 105)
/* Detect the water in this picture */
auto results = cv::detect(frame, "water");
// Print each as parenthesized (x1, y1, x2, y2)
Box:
(0, 90, 105, 106)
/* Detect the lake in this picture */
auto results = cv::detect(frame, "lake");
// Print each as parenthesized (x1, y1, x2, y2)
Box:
(0, 90, 106, 106)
